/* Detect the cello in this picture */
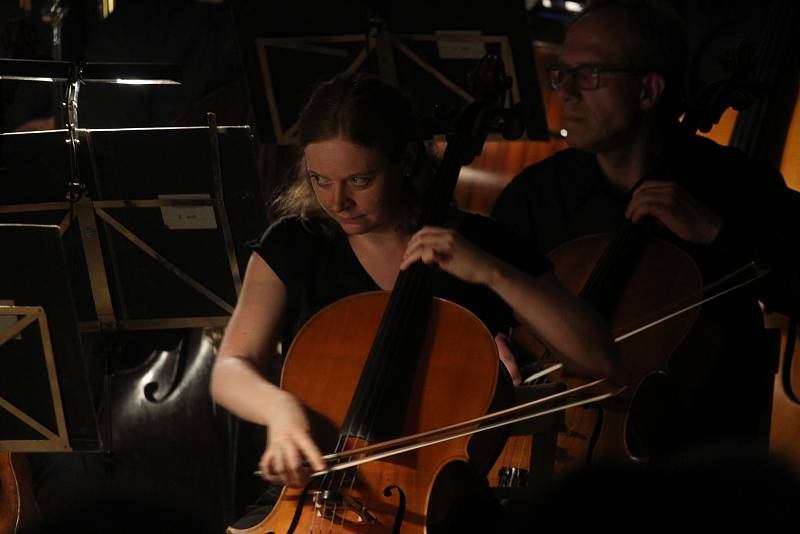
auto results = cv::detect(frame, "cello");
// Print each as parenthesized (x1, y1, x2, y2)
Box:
(234, 60, 525, 533)
(0, 453, 39, 534)
(488, 36, 782, 480)
(533, 225, 703, 471)
(487, 217, 703, 484)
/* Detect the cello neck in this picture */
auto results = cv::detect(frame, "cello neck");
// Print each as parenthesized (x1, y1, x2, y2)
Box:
(580, 218, 652, 319)
(337, 56, 511, 444)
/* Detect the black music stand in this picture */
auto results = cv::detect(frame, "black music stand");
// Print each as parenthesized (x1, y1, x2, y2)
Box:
(0, 120, 265, 332)
(232, 0, 549, 143)
(0, 224, 101, 452)
(82, 121, 264, 331)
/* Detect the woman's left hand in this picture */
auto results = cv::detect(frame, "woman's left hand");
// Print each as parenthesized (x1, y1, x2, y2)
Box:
(400, 226, 496, 285)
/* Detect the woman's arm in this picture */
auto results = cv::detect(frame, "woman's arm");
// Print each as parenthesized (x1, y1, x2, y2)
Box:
(210, 253, 287, 424)
(400, 226, 617, 380)
(485, 263, 616, 379)
(210, 253, 325, 486)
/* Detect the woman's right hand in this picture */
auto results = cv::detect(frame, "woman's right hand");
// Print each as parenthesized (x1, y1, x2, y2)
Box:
(259, 391, 327, 488)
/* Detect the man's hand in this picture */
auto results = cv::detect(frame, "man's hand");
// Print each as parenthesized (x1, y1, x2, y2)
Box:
(626, 180, 722, 244)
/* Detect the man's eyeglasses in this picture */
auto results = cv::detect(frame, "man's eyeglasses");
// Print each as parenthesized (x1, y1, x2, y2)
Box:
(546, 63, 640, 91)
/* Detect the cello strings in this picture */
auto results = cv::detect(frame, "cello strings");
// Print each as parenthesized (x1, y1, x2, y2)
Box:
(313, 289, 394, 533)
(363, 265, 428, 434)
(323, 277, 414, 523)
(311, 383, 621, 475)
(312, 379, 610, 468)
(321, 263, 429, 528)
(337, 437, 365, 531)
(316, 418, 353, 530)
(341, 264, 427, 525)
(353, 263, 423, 441)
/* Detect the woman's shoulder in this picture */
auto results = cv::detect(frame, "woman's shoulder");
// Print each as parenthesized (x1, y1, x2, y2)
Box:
(258, 215, 327, 242)
(252, 215, 332, 258)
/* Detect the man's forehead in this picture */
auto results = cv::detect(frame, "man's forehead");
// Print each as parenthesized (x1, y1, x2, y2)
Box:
(561, 9, 632, 64)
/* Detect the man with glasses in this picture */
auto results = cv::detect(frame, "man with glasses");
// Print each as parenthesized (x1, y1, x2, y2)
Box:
(492, 0, 800, 462)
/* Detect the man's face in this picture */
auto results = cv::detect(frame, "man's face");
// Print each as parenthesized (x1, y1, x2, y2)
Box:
(555, 9, 645, 153)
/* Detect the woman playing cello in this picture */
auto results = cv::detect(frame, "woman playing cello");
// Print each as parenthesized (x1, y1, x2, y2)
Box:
(209, 72, 617, 530)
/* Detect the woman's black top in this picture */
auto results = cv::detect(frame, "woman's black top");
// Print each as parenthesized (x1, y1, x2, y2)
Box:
(252, 212, 552, 355)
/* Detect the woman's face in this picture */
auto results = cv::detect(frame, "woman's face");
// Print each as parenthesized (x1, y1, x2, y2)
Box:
(305, 136, 404, 236)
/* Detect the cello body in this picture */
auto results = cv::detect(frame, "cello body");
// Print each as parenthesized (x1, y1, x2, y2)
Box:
(0, 453, 38, 534)
(766, 312, 800, 466)
(494, 233, 703, 481)
(234, 292, 507, 534)
(103, 329, 237, 531)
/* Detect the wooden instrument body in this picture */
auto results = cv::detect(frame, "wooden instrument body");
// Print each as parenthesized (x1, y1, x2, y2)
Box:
(491, 233, 702, 484)
(0, 453, 39, 534)
(554, 233, 702, 468)
(235, 292, 502, 534)
(766, 312, 800, 466)
(104, 329, 235, 531)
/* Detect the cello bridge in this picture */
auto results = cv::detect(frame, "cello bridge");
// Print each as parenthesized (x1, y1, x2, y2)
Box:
(311, 489, 377, 524)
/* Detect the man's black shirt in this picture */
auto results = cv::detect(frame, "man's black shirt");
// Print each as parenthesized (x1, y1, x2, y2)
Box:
(492, 132, 800, 455)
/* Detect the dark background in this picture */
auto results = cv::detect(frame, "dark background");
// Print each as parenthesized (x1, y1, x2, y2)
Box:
(1, 1, 798, 531)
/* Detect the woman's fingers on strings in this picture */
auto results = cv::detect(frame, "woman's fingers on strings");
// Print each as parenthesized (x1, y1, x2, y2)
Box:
(402, 228, 455, 270)
(401, 241, 431, 270)
(401, 244, 445, 270)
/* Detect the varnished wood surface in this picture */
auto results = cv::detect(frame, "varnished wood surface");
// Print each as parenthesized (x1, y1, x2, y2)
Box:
(766, 312, 800, 468)
(232, 292, 502, 533)
(0, 453, 39, 534)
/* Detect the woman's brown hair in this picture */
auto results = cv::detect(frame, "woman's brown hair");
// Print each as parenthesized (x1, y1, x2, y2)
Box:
(272, 72, 435, 234)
